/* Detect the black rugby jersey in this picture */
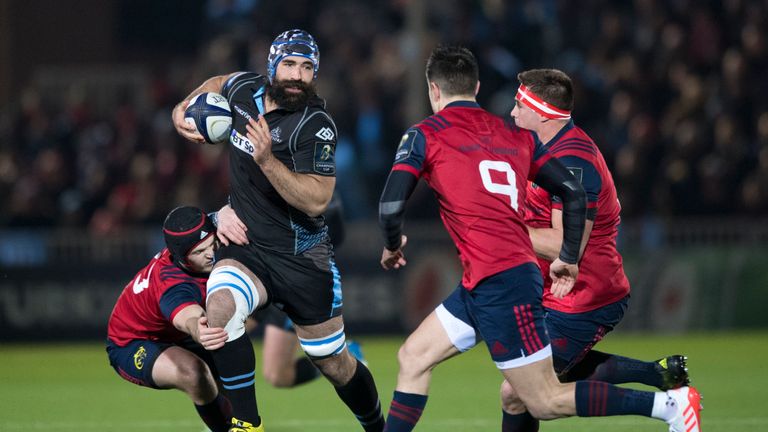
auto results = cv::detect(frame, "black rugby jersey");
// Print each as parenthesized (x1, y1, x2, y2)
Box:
(220, 72, 337, 255)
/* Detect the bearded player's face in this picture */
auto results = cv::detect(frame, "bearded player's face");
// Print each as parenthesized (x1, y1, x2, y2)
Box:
(269, 56, 317, 111)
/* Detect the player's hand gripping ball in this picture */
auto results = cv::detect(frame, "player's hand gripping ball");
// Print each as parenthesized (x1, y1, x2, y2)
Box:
(184, 92, 233, 144)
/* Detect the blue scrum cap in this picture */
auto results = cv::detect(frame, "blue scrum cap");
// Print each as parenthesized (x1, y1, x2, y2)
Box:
(267, 29, 320, 82)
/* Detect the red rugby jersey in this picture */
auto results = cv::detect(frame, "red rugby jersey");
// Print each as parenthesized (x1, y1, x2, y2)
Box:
(392, 101, 551, 289)
(107, 249, 208, 346)
(525, 121, 629, 313)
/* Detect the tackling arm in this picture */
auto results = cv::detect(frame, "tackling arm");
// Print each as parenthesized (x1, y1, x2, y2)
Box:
(172, 304, 229, 350)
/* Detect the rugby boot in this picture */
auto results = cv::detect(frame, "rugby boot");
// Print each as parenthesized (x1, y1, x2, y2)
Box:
(229, 417, 265, 432)
(666, 386, 702, 432)
(656, 355, 690, 390)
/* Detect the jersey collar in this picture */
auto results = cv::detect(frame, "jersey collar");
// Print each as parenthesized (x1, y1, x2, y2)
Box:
(445, 100, 480, 109)
(544, 119, 575, 146)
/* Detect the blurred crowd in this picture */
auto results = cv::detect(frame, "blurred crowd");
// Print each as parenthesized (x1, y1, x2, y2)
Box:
(1, 0, 767, 233)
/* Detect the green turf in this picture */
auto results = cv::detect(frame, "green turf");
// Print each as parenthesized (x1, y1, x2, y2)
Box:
(1, 332, 766, 431)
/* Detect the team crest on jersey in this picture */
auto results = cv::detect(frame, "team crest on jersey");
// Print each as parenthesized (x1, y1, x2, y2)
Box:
(567, 167, 583, 183)
(133, 346, 147, 370)
(313, 142, 336, 174)
(271, 126, 282, 143)
(395, 131, 417, 162)
(315, 127, 335, 141)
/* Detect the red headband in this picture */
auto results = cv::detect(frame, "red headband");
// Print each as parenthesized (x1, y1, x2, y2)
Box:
(515, 84, 571, 120)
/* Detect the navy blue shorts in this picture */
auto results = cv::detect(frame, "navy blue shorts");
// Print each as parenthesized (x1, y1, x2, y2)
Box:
(545, 296, 629, 374)
(438, 262, 552, 369)
(105, 337, 217, 389)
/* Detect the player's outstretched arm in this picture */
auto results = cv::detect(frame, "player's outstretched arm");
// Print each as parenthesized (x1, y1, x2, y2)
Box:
(172, 304, 228, 350)
(378, 169, 419, 270)
(172, 74, 234, 144)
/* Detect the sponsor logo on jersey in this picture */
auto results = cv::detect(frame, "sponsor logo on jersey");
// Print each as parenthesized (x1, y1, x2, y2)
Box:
(567, 167, 583, 183)
(231, 130, 255, 155)
(133, 346, 147, 370)
(271, 126, 282, 143)
(234, 104, 253, 121)
(313, 142, 335, 174)
(395, 131, 417, 162)
(315, 127, 335, 141)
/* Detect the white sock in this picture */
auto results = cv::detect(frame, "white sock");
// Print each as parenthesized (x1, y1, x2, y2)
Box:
(651, 392, 677, 421)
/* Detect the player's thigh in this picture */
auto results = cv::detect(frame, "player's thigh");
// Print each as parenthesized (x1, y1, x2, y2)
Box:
(106, 339, 172, 389)
(398, 310, 462, 370)
(210, 245, 271, 313)
(262, 324, 300, 374)
(152, 345, 215, 391)
(293, 316, 356, 383)
(468, 263, 550, 368)
(546, 296, 628, 374)
(267, 243, 341, 326)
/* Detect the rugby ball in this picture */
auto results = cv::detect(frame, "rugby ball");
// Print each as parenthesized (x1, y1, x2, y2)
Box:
(184, 92, 233, 144)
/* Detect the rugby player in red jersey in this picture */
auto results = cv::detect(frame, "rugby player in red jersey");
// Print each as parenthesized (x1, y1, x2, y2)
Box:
(499, 68, 698, 432)
(106, 206, 241, 432)
(378, 47, 701, 432)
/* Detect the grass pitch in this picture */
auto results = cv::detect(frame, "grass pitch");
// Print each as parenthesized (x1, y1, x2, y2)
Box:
(1, 332, 766, 431)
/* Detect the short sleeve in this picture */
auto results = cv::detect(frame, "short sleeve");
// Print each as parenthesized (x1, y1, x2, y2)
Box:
(391, 128, 427, 176)
(159, 283, 203, 322)
(291, 111, 337, 176)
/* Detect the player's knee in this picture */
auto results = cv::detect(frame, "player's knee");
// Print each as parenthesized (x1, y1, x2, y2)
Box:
(396, 342, 432, 375)
(500, 380, 526, 413)
(298, 328, 346, 359)
(206, 290, 236, 328)
(262, 365, 293, 388)
(175, 357, 216, 398)
(207, 266, 260, 340)
(308, 348, 357, 386)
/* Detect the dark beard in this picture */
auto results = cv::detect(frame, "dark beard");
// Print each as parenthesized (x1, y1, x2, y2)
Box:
(267, 79, 317, 111)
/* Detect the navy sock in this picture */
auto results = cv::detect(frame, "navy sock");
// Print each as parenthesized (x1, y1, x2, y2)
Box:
(502, 410, 539, 432)
(585, 351, 664, 388)
(384, 391, 428, 432)
(195, 394, 232, 432)
(293, 356, 321, 386)
(575, 381, 654, 417)
(334, 360, 385, 432)
(212, 333, 260, 426)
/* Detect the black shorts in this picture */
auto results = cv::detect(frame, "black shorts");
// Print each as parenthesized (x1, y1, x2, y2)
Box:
(217, 241, 342, 326)
(252, 304, 295, 332)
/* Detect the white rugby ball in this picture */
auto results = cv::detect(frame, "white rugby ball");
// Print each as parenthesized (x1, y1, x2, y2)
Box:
(184, 92, 233, 144)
